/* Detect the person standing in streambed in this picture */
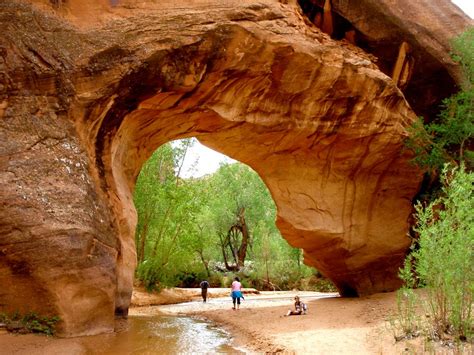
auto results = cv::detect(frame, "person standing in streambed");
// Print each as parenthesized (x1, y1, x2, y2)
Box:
(200, 280, 210, 302)
(230, 276, 243, 310)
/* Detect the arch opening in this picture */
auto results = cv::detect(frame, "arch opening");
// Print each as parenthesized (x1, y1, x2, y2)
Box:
(132, 138, 328, 294)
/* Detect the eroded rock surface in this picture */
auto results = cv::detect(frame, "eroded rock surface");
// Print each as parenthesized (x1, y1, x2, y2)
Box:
(0, 0, 470, 336)
(298, 0, 473, 117)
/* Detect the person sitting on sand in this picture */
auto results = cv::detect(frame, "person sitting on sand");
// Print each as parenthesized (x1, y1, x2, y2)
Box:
(231, 276, 243, 310)
(285, 296, 307, 316)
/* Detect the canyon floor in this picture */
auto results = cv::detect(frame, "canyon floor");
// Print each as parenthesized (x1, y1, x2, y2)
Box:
(141, 289, 421, 354)
(1, 288, 471, 354)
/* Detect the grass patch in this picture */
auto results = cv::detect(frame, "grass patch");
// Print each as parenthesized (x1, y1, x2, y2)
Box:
(0, 311, 60, 336)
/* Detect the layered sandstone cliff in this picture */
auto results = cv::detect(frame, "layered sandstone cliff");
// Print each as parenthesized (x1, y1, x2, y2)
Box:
(0, 0, 471, 336)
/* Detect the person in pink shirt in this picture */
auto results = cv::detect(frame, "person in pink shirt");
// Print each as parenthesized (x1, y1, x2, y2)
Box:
(231, 276, 243, 310)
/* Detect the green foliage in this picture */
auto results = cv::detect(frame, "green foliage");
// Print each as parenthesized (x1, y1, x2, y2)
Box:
(392, 260, 421, 340)
(406, 117, 451, 171)
(302, 273, 339, 292)
(21, 312, 60, 336)
(1, 311, 60, 336)
(137, 258, 164, 291)
(452, 28, 474, 89)
(0, 312, 7, 323)
(134, 139, 208, 289)
(133, 138, 331, 291)
(398, 30, 474, 345)
(406, 27, 473, 172)
(399, 165, 473, 342)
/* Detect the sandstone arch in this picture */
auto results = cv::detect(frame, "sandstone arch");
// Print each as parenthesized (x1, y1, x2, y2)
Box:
(0, 0, 470, 336)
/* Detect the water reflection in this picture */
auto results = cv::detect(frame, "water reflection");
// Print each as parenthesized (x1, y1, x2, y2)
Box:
(96, 315, 240, 355)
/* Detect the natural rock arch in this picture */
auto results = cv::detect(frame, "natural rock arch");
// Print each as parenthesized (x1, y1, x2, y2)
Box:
(0, 0, 470, 336)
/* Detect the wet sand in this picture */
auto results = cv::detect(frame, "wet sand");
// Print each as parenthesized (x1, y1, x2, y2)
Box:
(1, 289, 472, 354)
(199, 293, 401, 354)
(133, 290, 473, 354)
(150, 290, 399, 354)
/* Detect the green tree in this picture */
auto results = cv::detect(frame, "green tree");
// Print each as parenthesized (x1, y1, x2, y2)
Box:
(204, 163, 277, 269)
(134, 139, 203, 289)
(134, 143, 175, 264)
(205, 163, 317, 288)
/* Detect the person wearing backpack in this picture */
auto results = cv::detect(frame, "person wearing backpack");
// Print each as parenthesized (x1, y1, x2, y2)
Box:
(285, 296, 307, 316)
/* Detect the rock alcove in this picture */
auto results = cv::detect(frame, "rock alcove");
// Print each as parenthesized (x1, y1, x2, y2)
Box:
(0, 0, 471, 336)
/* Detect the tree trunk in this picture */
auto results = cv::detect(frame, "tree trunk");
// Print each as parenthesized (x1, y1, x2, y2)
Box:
(198, 250, 211, 277)
(219, 233, 231, 270)
(137, 208, 155, 263)
(237, 208, 250, 268)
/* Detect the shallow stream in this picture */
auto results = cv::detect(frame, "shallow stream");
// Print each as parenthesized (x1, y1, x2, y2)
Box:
(95, 315, 241, 354)
(102, 293, 333, 354)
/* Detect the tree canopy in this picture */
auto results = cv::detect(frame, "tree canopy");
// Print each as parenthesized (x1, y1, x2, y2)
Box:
(133, 139, 328, 291)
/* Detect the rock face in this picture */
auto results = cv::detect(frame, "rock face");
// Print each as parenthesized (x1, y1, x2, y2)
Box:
(298, 0, 472, 117)
(0, 0, 470, 336)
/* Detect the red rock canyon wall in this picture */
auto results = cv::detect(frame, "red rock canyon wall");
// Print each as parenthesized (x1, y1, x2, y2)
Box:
(0, 0, 471, 336)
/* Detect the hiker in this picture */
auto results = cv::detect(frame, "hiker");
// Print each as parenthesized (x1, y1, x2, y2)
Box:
(200, 280, 210, 302)
(285, 296, 307, 316)
(230, 276, 243, 310)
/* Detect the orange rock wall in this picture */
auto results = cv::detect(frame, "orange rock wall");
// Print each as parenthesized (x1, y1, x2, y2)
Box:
(0, 0, 470, 336)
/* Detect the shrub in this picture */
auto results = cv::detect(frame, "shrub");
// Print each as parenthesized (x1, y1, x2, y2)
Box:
(392, 259, 421, 340)
(22, 312, 60, 336)
(136, 259, 162, 291)
(1, 311, 60, 336)
(0, 313, 7, 323)
(398, 29, 473, 344)
(404, 28, 473, 185)
(400, 165, 473, 342)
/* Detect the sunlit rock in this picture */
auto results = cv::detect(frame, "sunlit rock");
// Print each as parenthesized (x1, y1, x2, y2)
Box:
(0, 0, 470, 336)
